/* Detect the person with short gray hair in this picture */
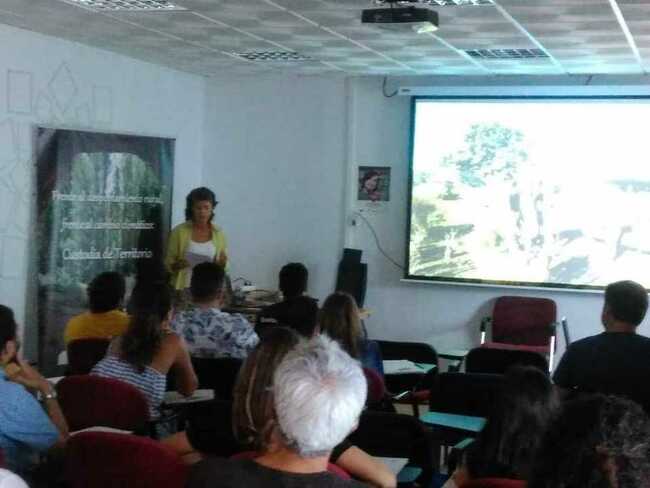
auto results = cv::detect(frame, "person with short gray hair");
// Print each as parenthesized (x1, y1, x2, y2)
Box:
(188, 335, 369, 487)
(273, 334, 368, 458)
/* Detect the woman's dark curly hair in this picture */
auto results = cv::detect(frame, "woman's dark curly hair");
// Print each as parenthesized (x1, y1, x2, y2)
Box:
(184, 187, 217, 223)
(463, 365, 558, 480)
(528, 394, 650, 488)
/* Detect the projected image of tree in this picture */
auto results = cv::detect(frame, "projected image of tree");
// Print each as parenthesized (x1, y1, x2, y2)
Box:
(409, 99, 650, 288)
(412, 122, 550, 279)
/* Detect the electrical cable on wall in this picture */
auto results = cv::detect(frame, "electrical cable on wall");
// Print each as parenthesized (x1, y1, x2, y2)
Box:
(382, 76, 398, 98)
(352, 210, 404, 270)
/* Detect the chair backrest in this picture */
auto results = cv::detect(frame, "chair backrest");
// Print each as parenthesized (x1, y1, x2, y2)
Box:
(57, 375, 149, 432)
(461, 478, 526, 488)
(465, 348, 548, 376)
(377, 340, 439, 365)
(491, 296, 556, 346)
(185, 400, 239, 457)
(348, 411, 432, 467)
(363, 367, 387, 406)
(191, 357, 243, 400)
(65, 432, 188, 488)
(66, 338, 110, 375)
(429, 372, 504, 418)
(230, 451, 351, 480)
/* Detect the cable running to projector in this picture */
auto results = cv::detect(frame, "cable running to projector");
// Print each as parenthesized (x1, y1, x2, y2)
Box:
(382, 76, 398, 97)
(353, 211, 404, 270)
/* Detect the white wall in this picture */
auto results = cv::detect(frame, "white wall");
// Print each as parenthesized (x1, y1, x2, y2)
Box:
(0, 23, 205, 355)
(203, 75, 348, 302)
(345, 76, 650, 364)
(204, 73, 650, 367)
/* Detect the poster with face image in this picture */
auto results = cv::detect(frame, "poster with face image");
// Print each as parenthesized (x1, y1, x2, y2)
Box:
(358, 166, 391, 202)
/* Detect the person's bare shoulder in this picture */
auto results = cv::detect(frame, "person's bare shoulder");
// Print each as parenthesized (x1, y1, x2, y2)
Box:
(160, 331, 183, 350)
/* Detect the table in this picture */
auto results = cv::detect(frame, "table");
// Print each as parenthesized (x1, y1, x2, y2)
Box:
(377, 457, 409, 476)
(382, 360, 437, 375)
(438, 349, 469, 372)
(383, 361, 437, 415)
(377, 457, 423, 484)
(163, 389, 214, 406)
(438, 349, 470, 361)
(420, 411, 486, 433)
(420, 411, 486, 471)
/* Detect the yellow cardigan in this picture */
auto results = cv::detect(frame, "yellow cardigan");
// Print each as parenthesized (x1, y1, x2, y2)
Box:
(165, 221, 228, 290)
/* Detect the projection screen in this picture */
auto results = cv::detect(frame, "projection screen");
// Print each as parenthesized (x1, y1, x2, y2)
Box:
(407, 96, 650, 290)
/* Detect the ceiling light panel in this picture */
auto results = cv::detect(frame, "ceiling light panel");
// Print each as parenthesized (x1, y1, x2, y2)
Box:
(62, 0, 187, 11)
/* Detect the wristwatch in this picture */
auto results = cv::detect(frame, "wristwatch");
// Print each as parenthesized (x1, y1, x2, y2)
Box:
(40, 382, 57, 401)
(43, 389, 57, 400)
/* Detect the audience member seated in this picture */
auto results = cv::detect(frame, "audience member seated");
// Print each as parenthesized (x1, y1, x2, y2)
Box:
(171, 262, 258, 359)
(320, 292, 383, 375)
(529, 395, 650, 488)
(92, 281, 198, 420)
(444, 366, 557, 488)
(187, 335, 372, 487)
(553, 280, 650, 412)
(259, 295, 319, 339)
(165, 328, 395, 487)
(63, 271, 129, 345)
(258, 263, 319, 337)
(126, 260, 170, 315)
(0, 306, 68, 475)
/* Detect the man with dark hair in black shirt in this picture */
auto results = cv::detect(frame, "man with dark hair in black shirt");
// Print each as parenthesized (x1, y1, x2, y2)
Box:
(258, 263, 319, 337)
(553, 280, 650, 411)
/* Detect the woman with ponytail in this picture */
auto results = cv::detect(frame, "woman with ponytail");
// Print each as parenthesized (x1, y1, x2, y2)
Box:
(92, 280, 198, 420)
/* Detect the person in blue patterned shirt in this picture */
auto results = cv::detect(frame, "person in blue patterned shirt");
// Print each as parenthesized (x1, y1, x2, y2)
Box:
(171, 263, 258, 359)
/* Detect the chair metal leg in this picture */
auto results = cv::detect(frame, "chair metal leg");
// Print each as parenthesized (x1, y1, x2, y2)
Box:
(410, 399, 419, 417)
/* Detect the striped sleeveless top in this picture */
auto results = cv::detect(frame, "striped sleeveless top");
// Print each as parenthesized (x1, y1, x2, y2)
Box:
(92, 354, 166, 419)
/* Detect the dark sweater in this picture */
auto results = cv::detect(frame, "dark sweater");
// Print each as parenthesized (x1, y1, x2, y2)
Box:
(188, 457, 368, 488)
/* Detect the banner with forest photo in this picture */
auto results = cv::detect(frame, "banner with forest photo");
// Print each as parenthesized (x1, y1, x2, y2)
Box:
(35, 128, 173, 375)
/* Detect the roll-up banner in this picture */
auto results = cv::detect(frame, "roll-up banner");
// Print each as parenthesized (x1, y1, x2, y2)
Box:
(35, 127, 174, 375)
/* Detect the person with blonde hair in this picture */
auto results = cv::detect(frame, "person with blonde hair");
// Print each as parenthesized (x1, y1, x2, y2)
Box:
(320, 292, 383, 374)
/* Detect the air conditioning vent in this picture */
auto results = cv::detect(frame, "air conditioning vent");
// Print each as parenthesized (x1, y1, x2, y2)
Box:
(232, 51, 313, 62)
(465, 48, 549, 59)
(373, 0, 494, 6)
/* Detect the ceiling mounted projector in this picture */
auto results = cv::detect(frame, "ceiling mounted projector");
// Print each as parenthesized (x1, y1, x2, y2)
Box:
(361, 6, 439, 34)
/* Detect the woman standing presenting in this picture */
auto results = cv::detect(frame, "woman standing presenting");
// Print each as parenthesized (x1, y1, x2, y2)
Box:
(165, 187, 228, 292)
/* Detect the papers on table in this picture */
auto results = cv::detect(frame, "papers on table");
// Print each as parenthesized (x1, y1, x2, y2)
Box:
(383, 360, 436, 375)
(164, 389, 214, 405)
(377, 457, 409, 476)
(57, 351, 68, 366)
(185, 251, 213, 268)
(46, 376, 65, 385)
(70, 426, 133, 436)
